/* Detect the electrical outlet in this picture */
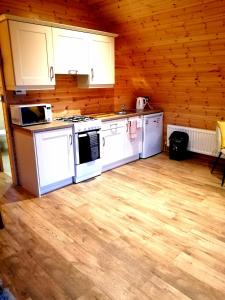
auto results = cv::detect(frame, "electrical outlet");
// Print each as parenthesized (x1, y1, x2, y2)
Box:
(14, 90, 26, 95)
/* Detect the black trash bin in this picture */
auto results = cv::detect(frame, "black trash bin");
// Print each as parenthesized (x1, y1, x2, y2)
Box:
(169, 131, 189, 160)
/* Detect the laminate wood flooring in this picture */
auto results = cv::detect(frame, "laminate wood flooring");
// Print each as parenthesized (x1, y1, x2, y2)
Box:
(0, 153, 225, 300)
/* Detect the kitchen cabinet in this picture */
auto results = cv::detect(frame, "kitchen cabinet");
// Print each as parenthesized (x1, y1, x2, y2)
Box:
(53, 28, 89, 75)
(35, 128, 74, 188)
(102, 117, 142, 171)
(124, 116, 142, 159)
(101, 119, 126, 171)
(77, 34, 115, 88)
(0, 14, 117, 90)
(14, 126, 74, 196)
(0, 20, 55, 90)
(101, 117, 141, 172)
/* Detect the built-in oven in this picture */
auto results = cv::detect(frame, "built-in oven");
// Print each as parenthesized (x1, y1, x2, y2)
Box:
(55, 115, 102, 183)
(75, 130, 101, 164)
(74, 129, 102, 183)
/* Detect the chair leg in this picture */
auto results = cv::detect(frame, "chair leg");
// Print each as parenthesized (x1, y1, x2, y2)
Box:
(211, 152, 222, 173)
(222, 167, 225, 187)
(0, 211, 4, 229)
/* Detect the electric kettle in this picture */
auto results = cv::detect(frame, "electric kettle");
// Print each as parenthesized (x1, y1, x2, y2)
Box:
(136, 97, 149, 110)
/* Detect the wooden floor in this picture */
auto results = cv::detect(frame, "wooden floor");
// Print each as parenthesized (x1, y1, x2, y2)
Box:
(0, 153, 225, 300)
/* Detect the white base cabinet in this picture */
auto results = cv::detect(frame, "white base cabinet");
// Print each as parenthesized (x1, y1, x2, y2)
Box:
(14, 127, 74, 196)
(101, 117, 142, 172)
(124, 116, 142, 159)
(101, 119, 126, 170)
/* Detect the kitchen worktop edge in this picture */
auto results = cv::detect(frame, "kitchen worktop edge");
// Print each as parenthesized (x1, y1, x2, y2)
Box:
(12, 121, 73, 134)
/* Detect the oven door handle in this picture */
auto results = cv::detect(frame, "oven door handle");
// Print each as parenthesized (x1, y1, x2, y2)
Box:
(74, 134, 80, 165)
(79, 133, 88, 137)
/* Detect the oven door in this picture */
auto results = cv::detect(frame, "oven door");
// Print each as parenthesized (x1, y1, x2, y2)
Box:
(75, 130, 101, 165)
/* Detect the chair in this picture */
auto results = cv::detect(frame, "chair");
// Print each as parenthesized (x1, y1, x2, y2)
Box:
(211, 121, 225, 186)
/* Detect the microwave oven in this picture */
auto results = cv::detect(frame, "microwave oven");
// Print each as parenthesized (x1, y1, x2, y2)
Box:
(10, 103, 52, 126)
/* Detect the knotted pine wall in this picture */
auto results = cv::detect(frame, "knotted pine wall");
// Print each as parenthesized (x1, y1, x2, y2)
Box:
(88, 0, 225, 130)
(1, 0, 225, 129)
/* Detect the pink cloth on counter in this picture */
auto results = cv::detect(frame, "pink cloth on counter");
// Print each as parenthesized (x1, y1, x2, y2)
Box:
(129, 120, 137, 139)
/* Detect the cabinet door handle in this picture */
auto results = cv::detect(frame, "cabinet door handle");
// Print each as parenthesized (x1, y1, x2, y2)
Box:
(91, 68, 94, 81)
(69, 134, 73, 145)
(102, 137, 105, 146)
(50, 66, 54, 81)
(68, 70, 78, 75)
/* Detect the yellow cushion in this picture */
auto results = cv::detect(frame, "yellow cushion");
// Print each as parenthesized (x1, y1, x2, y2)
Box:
(217, 121, 225, 148)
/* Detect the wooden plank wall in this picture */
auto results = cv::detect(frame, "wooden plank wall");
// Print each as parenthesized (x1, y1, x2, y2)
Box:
(0, 0, 115, 115)
(1, 0, 225, 129)
(88, 0, 225, 131)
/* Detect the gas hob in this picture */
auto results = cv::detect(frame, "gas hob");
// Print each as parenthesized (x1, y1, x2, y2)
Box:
(55, 115, 102, 133)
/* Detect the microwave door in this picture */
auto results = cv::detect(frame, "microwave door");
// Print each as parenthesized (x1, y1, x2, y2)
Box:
(21, 106, 46, 125)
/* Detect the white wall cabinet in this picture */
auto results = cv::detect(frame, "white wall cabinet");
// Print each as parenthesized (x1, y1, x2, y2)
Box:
(0, 20, 55, 90)
(53, 28, 89, 75)
(14, 127, 74, 196)
(77, 34, 115, 88)
(0, 15, 117, 90)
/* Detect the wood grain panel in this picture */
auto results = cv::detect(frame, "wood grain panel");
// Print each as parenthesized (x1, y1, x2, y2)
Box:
(86, 0, 225, 132)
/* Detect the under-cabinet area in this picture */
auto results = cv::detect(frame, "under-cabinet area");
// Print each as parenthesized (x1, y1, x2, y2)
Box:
(0, 14, 116, 90)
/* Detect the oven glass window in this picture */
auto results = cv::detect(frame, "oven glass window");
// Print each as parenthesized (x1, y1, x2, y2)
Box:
(21, 106, 46, 125)
(78, 131, 100, 164)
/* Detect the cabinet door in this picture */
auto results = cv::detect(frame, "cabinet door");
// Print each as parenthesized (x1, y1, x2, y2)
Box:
(35, 128, 74, 188)
(89, 34, 115, 85)
(102, 127, 125, 167)
(124, 117, 142, 158)
(9, 20, 55, 87)
(53, 28, 89, 75)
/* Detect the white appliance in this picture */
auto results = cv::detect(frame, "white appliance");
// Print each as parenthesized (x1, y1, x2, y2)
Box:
(10, 103, 52, 126)
(136, 97, 149, 110)
(55, 115, 102, 183)
(140, 112, 163, 158)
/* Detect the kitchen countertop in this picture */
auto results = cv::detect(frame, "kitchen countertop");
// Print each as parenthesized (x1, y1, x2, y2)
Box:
(89, 109, 162, 121)
(12, 109, 163, 133)
(12, 121, 73, 134)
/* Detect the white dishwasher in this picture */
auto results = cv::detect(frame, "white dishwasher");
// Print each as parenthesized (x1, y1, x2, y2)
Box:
(140, 112, 163, 158)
